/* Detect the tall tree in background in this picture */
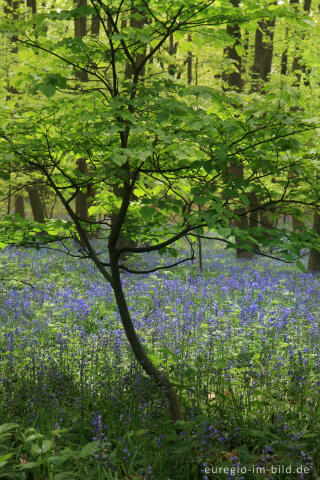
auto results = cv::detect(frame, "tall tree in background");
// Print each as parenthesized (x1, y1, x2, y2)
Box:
(14, 194, 25, 219)
(280, 0, 316, 267)
(308, 211, 320, 272)
(222, 0, 252, 258)
(250, 14, 276, 235)
(74, 0, 92, 225)
(26, 185, 45, 223)
(251, 17, 275, 93)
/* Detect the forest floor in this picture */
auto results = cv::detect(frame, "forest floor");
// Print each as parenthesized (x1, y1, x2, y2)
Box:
(0, 243, 319, 479)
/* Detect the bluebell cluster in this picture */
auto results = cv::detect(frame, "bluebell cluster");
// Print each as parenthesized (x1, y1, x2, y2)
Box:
(0, 243, 319, 477)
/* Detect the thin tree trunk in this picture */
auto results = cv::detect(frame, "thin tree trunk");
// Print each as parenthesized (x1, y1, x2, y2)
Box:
(109, 250, 184, 420)
(168, 33, 178, 76)
(198, 236, 203, 272)
(45, 164, 184, 421)
(74, 1, 90, 224)
(187, 35, 192, 85)
(75, 158, 89, 222)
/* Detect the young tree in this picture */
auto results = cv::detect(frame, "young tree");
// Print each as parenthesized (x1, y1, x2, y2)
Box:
(0, 0, 319, 421)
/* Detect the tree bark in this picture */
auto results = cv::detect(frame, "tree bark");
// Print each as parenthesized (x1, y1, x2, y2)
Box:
(14, 195, 25, 218)
(124, 4, 147, 79)
(187, 35, 192, 86)
(292, 216, 304, 232)
(91, 15, 100, 35)
(74, 2, 91, 223)
(222, 0, 251, 259)
(74, 0, 88, 82)
(27, 186, 45, 223)
(168, 33, 178, 77)
(251, 17, 276, 93)
(250, 14, 276, 238)
(292, 0, 311, 86)
(308, 212, 320, 272)
(75, 158, 89, 222)
(248, 192, 259, 229)
(222, 0, 242, 92)
(109, 252, 184, 420)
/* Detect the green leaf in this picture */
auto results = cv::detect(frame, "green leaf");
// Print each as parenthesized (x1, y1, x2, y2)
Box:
(0, 453, 14, 462)
(0, 171, 10, 181)
(31, 439, 52, 455)
(38, 83, 56, 98)
(235, 44, 245, 57)
(54, 473, 79, 480)
(78, 441, 100, 458)
(49, 450, 74, 466)
(112, 153, 127, 166)
(17, 461, 41, 470)
(0, 423, 19, 434)
(140, 205, 156, 219)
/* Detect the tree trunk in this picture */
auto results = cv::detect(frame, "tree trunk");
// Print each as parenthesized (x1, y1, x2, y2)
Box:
(248, 192, 259, 229)
(187, 35, 192, 85)
(27, 186, 45, 223)
(74, 0, 88, 82)
(222, 0, 242, 92)
(292, 216, 304, 232)
(308, 212, 320, 272)
(223, 0, 251, 258)
(75, 158, 89, 222)
(114, 4, 148, 252)
(125, 5, 147, 79)
(91, 15, 100, 35)
(74, 2, 91, 224)
(292, 0, 311, 86)
(250, 15, 276, 239)
(168, 33, 178, 77)
(285, 0, 310, 251)
(109, 250, 184, 420)
(251, 17, 276, 93)
(14, 195, 25, 219)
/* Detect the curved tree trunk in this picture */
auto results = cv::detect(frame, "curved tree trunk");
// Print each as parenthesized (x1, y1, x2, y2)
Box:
(109, 250, 184, 421)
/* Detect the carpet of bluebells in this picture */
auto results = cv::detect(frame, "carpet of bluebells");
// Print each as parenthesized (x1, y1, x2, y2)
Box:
(0, 243, 320, 479)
